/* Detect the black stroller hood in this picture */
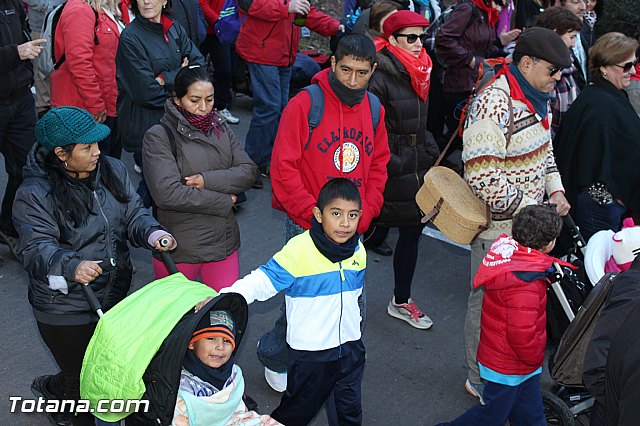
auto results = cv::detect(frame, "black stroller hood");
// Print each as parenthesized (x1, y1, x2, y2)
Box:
(128, 292, 248, 426)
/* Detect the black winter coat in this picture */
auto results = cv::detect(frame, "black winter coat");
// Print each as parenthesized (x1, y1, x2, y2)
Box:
(583, 259, 640, 404)
(0, 0, 33, 99)
(115, 17, 204, 153)
(368, 48, 440, 227)
(12, 147, 163, 325)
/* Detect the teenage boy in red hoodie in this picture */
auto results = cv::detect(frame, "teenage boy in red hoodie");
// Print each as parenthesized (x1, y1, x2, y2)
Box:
(257, 34, 390, 394)
(439, 205, 572, 425)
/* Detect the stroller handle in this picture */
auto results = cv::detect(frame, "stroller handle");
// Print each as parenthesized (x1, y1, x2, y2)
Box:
(81, 284, 104, 318)
(562, 214, 587, 255)
(155, 238, 179, 275)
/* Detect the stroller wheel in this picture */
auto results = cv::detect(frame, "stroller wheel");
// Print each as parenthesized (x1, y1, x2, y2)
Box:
(542, 390, 575, 426)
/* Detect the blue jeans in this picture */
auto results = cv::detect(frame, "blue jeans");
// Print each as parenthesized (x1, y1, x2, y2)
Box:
(244, 62, 291, 169)
(574, 190, 627, 242)
(438, 375, 546, 426)
(256, 217, 367, 373)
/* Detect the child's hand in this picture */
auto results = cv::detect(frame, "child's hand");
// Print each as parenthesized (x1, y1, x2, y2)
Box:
(194, 296, 214, 312)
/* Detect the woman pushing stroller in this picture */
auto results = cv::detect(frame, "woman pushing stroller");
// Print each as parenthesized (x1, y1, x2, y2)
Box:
(12, 106, 175, 426)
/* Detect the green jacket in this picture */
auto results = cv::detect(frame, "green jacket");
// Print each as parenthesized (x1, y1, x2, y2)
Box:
(80, 273, 216, 421)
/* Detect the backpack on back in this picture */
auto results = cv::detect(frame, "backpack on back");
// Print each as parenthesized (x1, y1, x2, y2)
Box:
(424, 0, 477, 69)
(214, 0, 245, 45)
(303, 83, 381, 145)
(36, 1, 99, 81)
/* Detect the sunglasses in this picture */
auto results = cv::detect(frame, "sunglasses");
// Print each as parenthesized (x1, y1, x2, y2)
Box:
(394, 33, 428, 45)
(613, 59, 638, 73)
(532, 58, 563, 77)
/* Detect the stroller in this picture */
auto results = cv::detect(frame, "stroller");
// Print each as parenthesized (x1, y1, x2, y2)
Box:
(79, 253, 249, 425)
(541, 219, 622, 425)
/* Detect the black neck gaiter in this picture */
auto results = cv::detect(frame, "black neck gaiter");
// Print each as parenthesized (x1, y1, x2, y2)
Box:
(328, 70, 367, 107)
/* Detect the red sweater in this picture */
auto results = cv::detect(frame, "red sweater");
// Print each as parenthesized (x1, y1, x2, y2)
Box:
(50, 0, 120, 116)
(474, 234, 573, 375)
(236, 0, 338, 67)
(270, 69, 390, 234)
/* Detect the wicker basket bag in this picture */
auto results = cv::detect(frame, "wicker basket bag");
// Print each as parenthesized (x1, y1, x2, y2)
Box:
(416, 88, 514, 245)
(416, 166, 490, 245)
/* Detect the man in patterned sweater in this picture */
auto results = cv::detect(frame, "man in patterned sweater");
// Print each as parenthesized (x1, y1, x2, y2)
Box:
(461, 27, 572, 403)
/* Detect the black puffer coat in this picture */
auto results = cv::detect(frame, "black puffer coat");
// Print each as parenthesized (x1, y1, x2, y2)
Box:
(368, 48, 440, 227)
(12, 146, 163, 325)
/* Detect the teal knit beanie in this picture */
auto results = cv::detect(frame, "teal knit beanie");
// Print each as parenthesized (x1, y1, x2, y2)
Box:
(36, 107, 111, 152)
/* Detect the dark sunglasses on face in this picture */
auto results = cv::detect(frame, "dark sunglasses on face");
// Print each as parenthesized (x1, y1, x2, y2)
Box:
(532, 57, 562, 77)
(613, 59, 638, 73)
(394, 33, 428, 45)
(547, 65, 563, 77)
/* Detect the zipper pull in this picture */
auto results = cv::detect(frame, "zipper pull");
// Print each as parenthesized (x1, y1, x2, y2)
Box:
(339, 262, 345, 281)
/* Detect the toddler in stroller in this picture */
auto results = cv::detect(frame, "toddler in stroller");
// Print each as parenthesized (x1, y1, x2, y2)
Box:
(173, 309, 280, 425)
(80, 274, 278, 425)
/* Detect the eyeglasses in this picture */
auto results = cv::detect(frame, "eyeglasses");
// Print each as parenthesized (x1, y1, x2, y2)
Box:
(532, 58, 563, 77)
(394, 33, 428, 45)
(568, 0, 587, 4)
(613, 59, 638, 73)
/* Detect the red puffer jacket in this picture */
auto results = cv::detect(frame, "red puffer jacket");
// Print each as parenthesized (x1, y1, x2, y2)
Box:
(236, 0, 339, 67)
(50, 0, 121, 116)
(474, 235, 573, 375)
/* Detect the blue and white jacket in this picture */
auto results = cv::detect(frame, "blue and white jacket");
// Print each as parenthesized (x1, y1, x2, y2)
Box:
(221, 231, 366, 352)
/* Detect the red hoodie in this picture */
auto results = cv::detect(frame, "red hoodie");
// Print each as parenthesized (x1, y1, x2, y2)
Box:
(474, 234, 574, 375)
(270, 68, 390, 234)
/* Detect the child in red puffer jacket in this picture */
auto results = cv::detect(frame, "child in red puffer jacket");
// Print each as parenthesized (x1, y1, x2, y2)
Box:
(439, 205, 572, 426)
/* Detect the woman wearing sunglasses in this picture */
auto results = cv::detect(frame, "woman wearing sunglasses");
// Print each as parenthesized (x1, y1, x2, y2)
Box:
(554, 32, 640, 242)
(366, 10, 440, 330)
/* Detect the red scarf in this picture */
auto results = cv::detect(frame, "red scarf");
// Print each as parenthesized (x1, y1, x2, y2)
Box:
(176, 105, 223, 138)
(497, 65, 551, 130)
(470, 0, 500, 28)
(379, 40, 433, 102)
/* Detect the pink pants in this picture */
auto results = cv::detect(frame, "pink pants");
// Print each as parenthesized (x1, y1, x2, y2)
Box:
(152, 250, 239, 292)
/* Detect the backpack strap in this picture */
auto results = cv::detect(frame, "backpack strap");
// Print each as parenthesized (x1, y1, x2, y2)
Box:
(53, 4, 100, 71)
(159, 122, 177, 160)
(303, 84, 324, 149)
(303, 84, 381, 149)
(366, 91, 381, 136)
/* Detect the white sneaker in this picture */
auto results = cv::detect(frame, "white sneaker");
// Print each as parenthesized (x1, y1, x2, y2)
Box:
(133, 164, 142, 174)
(264, 367, 287, 392)
(218, 108, 240, 124)
(387, 297, 434, 329)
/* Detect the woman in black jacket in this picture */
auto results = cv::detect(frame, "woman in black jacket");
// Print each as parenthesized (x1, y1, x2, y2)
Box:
(554, 32, 640, 242)
(367, 10, 440, 330)
(12, 107, 175, 426)
(115, 0, 204, 170)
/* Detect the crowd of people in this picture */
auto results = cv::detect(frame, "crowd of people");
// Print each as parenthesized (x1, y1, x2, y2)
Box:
(1, 0, 639, 424)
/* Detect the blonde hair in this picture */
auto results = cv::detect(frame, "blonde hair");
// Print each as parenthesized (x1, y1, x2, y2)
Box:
(86, 0, 118, 13)
(589, 32, 639, 80)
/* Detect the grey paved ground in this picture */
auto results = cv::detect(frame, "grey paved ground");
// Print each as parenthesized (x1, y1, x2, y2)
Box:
(1, 95, 492, 425)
